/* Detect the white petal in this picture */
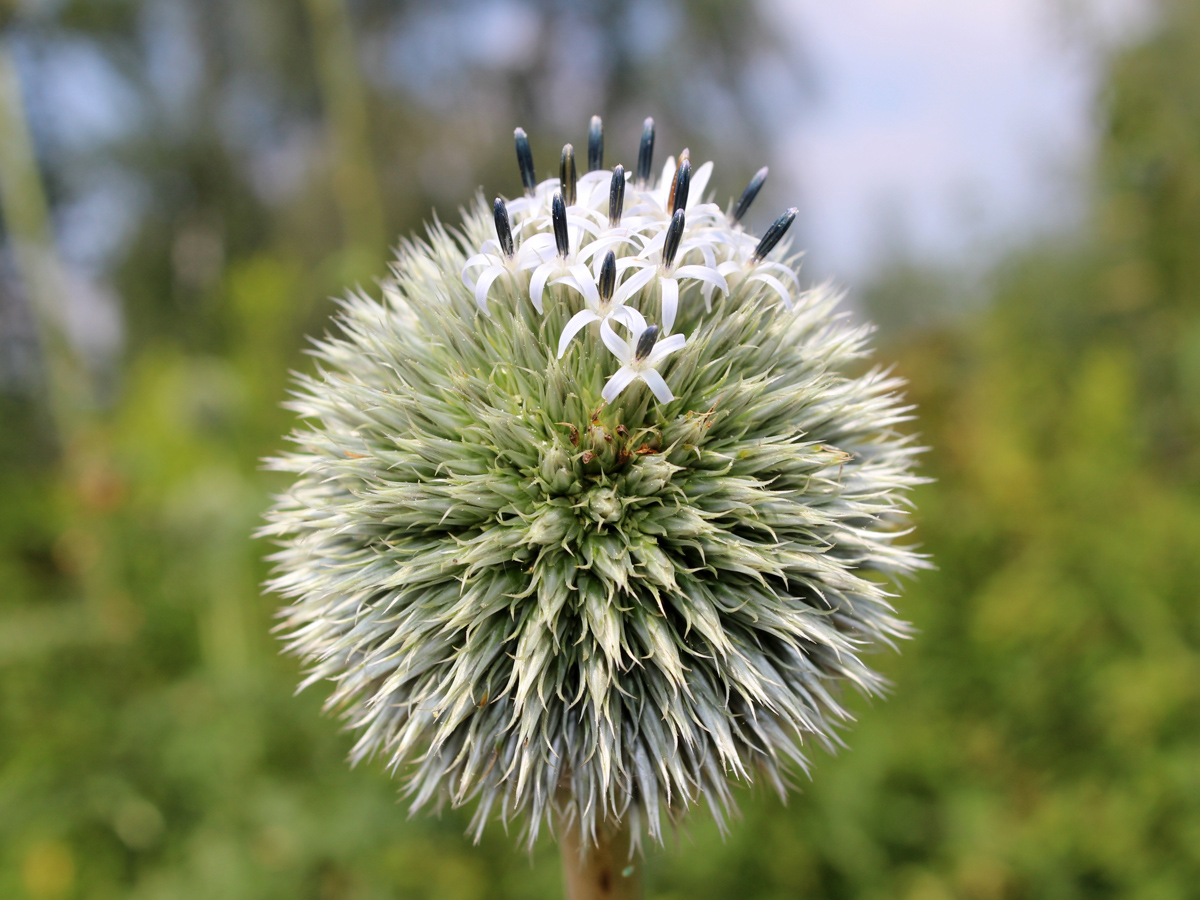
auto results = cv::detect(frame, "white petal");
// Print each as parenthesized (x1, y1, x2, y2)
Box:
(623, 201, 661, 218)
(757, 260, 801, 287)
(600, 319, 632, 365)
(566, 214, 603, 237)
(517, 238, 555, 271)
(686, 161, 713, 209)
(676, 265, 728, 295)
(474, 267, 504, 315)
(638, 231, 667, 260)
(660, 277, 679, 334)
(578, 234, 627, 263)
(577, 168, 610, 193)
(687, 201, 724, 223)
(613, 266, 657, 305)
(463, 252, 499, 272)
(506, 196, 537, 216)
(521, 232, 556, 252)
(615, 255, 652, 273)
(607, 305, 646, 334)
(639, 368, 675, 404)
(529, 264, 553, 314)
(601, 366, 639, 404)
(749, 272, 795, 308)
(555, 265, 601, 309)
(557, 310, 601, 358)
(647, 332, 686, 366)
(462, 254, 498, 290)
(681, 238, 717, 268)
(660, 157, 676, 190)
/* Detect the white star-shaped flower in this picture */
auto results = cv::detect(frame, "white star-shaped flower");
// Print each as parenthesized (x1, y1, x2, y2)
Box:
(627, 209, 728, 333)
(555, 250, 656, 358)
(716, 208, 801, 308)
(600, 319, 686, 404)
(523, 193, 596, 314)
(461, 198, 556, 315)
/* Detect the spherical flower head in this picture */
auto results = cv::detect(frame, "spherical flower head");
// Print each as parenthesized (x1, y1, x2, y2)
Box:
(261, 118, 926, 852)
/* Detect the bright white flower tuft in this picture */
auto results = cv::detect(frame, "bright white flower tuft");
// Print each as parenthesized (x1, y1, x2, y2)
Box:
(261, 115, 927, 853)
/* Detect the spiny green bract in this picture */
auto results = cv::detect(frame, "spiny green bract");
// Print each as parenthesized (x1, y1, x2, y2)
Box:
(261, 191, 924, 852)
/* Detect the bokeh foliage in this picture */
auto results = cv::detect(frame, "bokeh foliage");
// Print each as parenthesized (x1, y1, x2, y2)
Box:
(2, 0, 1199, 898)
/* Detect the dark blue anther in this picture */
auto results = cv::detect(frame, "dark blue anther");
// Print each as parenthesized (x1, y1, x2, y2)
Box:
(636, 118, 655, 186)
(493, 198, 514, 258)
(752, 208, 798, 262)
(609, 165, 625, 226)
(552, 194, 569, 258)
(588, 116, 603, 172)
(514, 127, 536, 195)
(732, 167, 768, 223)
(560, 144, 577, 206)
(662, 209, 685, 269)
(635, 325, 659, 361)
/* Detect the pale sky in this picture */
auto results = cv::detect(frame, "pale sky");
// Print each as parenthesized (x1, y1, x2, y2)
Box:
(760, 0, 1150, 280)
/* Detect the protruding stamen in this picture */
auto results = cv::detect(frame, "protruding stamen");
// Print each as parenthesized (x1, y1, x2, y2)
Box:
(588, 116, 603, 172)
(598, 251, 616, 303)
(669, 152, 691, 214)
(662, 209, 685, 269)
(515, 127, 536, 195)
(732, 166, 768, 223)
(560, 144, 577, 206)
(608, 165, 625, 226)
(493, 198, 514, 258)
(635, 325, 659, 361)
(636, 117, 655, 186)
(552, 194, 569, 258)
(752, 208, 798, 262)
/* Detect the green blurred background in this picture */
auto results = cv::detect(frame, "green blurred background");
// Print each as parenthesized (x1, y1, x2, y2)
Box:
(2, 0, 1199, 897)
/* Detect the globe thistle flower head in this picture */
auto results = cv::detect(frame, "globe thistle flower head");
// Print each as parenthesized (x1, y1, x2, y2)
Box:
(261, 116, 927, 852)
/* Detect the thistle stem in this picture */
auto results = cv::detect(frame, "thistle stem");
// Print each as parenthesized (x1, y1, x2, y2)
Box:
(560, 819, 641, 900)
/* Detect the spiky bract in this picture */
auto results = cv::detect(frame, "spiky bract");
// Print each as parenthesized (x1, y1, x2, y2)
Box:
(261, 154, 924, 851)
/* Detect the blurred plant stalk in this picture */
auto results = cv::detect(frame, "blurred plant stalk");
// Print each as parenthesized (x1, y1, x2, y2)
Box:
(0, 39, 93, 437)
(0, 35, 123, 661)
(302, 0, 386, 264)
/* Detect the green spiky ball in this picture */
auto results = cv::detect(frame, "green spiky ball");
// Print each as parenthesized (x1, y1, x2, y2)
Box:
(261, 132, 924, 850)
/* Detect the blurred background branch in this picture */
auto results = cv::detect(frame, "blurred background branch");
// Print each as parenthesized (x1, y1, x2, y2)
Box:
(302, 0, 385, 264)
(0, 38, 91, 440)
